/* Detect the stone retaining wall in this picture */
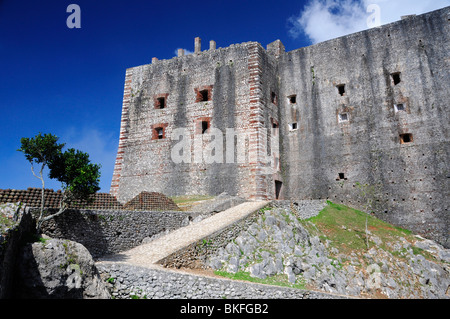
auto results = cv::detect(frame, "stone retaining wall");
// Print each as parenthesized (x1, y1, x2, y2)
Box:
(39, 208, 211, 258)
(96, 262, 348, 299)
(158, 206, 265, 269)
(157, 200, 326, 269)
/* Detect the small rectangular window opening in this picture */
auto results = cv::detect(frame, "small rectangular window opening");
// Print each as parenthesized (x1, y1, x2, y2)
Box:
(338, 113, 349, 123)
(271, 118, 279, 129)
(289, 123, 298, 131)
(337, 84, 346, 96)
(392, 72, 401, 85)
(201, 121, 209, 134)
(336, 173, 347, 181)
(275, 180, 283, 200)
(289, 95, 297, 104)
(155, 127, 164, 139)
(271, 92, 277, 104)
(199, 90, 209, 102)
(400, 133, 413, 144)
(195, 86, 213, 102)
(157, 97, 165, 109)
(394, 104, 405, 112)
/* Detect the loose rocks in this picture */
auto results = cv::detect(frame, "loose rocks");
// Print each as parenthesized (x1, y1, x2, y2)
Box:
(206, 203, 450, 299)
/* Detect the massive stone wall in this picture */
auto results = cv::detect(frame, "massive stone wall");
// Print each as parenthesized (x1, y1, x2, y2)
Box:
(112, 42, 259, 202)
(278, 8, 449, 247)
(110, 39, 284, 203)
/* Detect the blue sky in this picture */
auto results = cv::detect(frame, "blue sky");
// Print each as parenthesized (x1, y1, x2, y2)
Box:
(1, 0, 448, 193)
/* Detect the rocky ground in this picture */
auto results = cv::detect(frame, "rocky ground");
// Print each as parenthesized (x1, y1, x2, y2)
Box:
(3, 200, 449, 299)
(206, 201, 450, 299)
(0, 202, 23, 236)
(15, 236, 111, 298)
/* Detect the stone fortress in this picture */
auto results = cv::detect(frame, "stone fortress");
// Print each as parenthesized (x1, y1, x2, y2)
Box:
(110, 7, 449, 247)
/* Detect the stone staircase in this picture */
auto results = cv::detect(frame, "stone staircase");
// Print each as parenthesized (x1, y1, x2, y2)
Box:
(97, 201, 270, 269)
(95, 200, 352, 299)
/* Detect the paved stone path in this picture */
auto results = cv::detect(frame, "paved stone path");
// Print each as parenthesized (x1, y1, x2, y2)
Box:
(97, 201, 269, 269)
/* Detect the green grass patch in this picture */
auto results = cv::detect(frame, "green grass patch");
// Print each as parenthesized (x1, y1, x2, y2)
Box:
(0, 214, 13, 227)
(213, 201, 441, 292)
(170, 195, 214, 204)
(301, 201, 416, 255)
(0, 212, 17, 235)
(170, 195, 215, 211)
(214, 270, 306, 290)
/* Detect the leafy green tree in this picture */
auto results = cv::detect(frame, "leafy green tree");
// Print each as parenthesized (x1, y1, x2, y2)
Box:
(17, 133, 65, 224)
(18, 133, 101, 232)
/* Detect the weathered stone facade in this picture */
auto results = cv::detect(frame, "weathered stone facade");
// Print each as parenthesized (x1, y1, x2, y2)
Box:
(110, 41, 280, 202)
(277, 9, 450, 247)
(111, 8, 449, 247)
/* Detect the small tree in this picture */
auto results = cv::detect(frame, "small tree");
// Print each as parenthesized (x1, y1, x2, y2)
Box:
(17, 133, 65, 225)
(18, 133, 101, 232)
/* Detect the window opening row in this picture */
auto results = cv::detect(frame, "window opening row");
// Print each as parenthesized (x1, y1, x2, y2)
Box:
(152, 119, 211, 140)
(154, 88, 212, 109)
(155, 73, 402, 110)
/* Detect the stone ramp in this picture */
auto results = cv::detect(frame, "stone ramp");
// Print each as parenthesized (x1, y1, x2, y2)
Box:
(97, 201, 269, 268)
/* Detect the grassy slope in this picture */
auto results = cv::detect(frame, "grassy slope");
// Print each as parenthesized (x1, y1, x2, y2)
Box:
(304, 201, 413, 255)
(213, 201, 445, 294)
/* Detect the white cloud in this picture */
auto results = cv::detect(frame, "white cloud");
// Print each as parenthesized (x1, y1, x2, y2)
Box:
(288, 0, 450, 44)
(64, 127, 118, 193)
(174, 48, 194, 56)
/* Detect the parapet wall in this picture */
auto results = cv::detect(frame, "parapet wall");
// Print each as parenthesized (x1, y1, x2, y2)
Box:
(157, 204, 264, 269)
(96, 262, 348, 299)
